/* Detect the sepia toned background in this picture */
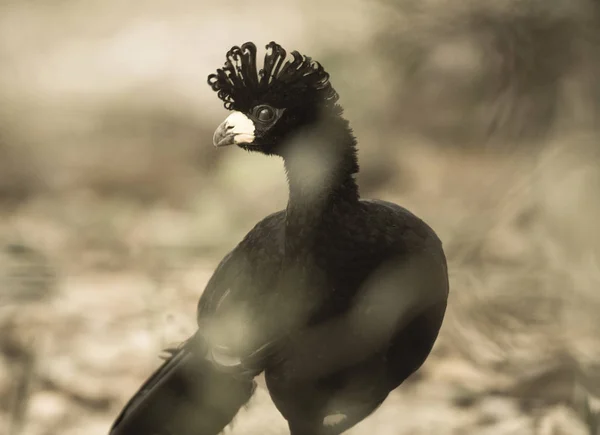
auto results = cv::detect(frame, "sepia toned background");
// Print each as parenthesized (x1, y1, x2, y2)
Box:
(2, 0, 600, 433)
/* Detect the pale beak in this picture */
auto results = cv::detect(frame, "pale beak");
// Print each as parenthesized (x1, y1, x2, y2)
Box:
(212, 111, 256, 148)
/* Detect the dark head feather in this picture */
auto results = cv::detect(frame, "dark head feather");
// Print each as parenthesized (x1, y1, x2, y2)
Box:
(208, 42, 339, 111)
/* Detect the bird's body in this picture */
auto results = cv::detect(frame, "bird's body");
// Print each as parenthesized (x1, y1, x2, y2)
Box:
(109, 41, 448, 435)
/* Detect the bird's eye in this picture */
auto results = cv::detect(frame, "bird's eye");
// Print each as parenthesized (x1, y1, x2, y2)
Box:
(256, 106, 275, 122)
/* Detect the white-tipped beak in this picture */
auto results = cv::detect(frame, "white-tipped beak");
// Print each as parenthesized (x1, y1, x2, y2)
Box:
(212, 111, 256, 147)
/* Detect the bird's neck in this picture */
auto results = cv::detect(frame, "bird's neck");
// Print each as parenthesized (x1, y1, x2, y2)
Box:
(282, 113, 360, 253)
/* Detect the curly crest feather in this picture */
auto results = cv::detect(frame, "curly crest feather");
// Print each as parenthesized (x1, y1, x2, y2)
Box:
(208, 42, 339, 111)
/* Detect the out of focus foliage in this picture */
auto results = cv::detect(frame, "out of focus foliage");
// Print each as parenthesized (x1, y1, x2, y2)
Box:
(372, 0, 600, 147)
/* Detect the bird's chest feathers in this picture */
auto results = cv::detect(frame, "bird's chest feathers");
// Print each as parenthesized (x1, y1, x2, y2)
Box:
(277, 230, 377, 324)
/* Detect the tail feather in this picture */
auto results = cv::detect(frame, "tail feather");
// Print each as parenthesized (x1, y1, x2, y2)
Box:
(109, 332, 256, 435)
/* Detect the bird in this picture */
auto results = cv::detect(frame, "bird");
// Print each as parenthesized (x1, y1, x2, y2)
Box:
(108, 41, 449, 435)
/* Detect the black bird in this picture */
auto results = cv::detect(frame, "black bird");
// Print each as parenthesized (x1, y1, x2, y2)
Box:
(109, 41, 449, 435)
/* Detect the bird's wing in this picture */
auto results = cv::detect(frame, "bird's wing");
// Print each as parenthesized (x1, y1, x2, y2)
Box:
(109, 212, 285, 435)
(197, 209, 285, 320)
(196, 250, 239, 316)
(108, 286, 261, 435)
(196, 211, 286, 369)
(108, 331, 256, 435)
(108, 249, 263, 435)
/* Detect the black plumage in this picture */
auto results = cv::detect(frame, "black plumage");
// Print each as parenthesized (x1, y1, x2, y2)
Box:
(109, 41, 449, 435)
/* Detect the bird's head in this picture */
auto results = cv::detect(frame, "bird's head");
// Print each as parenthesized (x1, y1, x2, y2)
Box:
(208, 41, 340, 155)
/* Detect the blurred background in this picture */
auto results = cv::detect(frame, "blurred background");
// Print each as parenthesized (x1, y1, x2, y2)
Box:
(2, 0, 600, 433)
